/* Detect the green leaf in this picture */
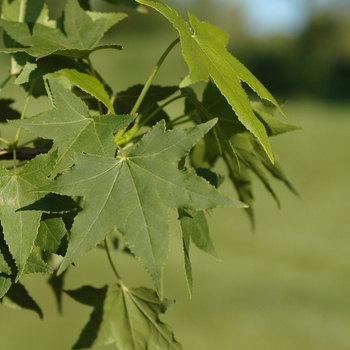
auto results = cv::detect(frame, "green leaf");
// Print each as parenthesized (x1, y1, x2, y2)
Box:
(137, 0, 279, 163)
(179, 208, 217, 297)
(231, 132, 280, 208)
(66, 284, 182, 349)
(251, 100, 301, 136)
(223, 150, 255, 227)
(1, 281, 43, 319)
(23, 251, 54, 275)
(11, 77, 136, 175)
(0, 276, 12, 299)
(39, 119, 245, 297)
(36, 217, 67, 254)
(0, 0, 126, 58)
(0, 152, 57, 278)
(49, 69, 115, 113)
(14, 56, 90, 98)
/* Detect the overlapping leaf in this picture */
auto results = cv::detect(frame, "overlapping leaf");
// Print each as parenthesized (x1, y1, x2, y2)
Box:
(137, 0, 281, 163)
(0, 0, 125, 58)
(38, 119, 245, 297)
(11, 77, 136, 175)
(0, 152, 56, 278)
(66, 284, 181, 349)
(179, 209, 217, 296)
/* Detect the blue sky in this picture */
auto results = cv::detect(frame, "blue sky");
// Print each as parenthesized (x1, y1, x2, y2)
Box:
(179, 0, 346, 37)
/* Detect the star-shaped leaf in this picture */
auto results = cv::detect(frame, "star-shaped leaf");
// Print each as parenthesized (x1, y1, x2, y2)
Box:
(11, 77, 136, 175)
(0, 0, 126, 58)
(66, 284, 182, 349)
(0, 151, 57, 278)
(137, 0, 283, 163)
(38, 119, 245, 297)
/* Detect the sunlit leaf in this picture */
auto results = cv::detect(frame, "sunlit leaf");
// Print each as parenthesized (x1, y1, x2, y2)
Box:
(137, 0, 281, 163)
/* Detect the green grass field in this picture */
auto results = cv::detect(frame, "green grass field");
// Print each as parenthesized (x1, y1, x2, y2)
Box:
(1, 99, 349, 350)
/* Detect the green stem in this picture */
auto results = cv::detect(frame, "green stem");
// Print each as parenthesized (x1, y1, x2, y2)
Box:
(0, 137, 11, 146)
(104, 239, 121, 281)
(115, 37, 180, 144)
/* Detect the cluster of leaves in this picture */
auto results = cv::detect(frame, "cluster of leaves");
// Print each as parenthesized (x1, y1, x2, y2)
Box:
(0, 0, 299, 348)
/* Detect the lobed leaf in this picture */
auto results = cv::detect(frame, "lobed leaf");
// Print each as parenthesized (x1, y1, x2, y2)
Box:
(0, 0, 126, 58)
(11, 77, 136, 175)
(0, 152, 57, 278)
(38, 119, 245, 297)
(66, 284, 181, 349)
(137, 0, 280, 163)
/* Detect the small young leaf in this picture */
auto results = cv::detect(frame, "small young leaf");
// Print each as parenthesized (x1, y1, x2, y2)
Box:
(11, 77, 136, 175)
(66, 284, 182, 349)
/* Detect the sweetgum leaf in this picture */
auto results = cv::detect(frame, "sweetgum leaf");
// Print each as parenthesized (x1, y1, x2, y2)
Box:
(251, 100, 301, 136)
(11, 77, 136, 175)
(137, 0, 278, 163)
(66, 284, 181, 349)
(0, 276, 12, 299)
(0, 0, 126, 58)
(36, 217, 67, 254)
(23, 251, 54, 275)
(179, 208, 217, 296)
(39, 119, 245, 297)
(14, 57, 90, 98)
(0, 152, 57, 278)
(49, 69, 115, 113)
(231, 132, 280, 208)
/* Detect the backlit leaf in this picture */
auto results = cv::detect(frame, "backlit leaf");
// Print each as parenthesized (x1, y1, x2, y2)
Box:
(137, 0, 280, 163)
